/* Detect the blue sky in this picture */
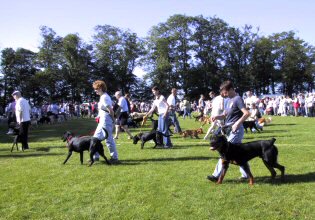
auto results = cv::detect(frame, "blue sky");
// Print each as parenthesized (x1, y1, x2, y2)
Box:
(0, 0, 314, 76)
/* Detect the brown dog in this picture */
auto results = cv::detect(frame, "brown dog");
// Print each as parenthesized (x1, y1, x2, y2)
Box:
(180, 129, 199, 138)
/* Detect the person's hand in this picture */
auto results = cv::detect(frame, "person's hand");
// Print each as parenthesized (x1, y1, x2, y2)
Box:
(232, 123, 239, 133)
(211, 116, 217, 122)
(95, 117, 100, 123)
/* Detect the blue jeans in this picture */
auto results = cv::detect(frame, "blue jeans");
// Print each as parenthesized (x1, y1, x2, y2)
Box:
(158, 113, 172, 147)
(212, 125, 249, 178)
(183, 108, 191, 119)
(169, 110, 182, 133)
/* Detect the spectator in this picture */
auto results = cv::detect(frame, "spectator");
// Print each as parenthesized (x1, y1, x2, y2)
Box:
(12, 91, 31, 150)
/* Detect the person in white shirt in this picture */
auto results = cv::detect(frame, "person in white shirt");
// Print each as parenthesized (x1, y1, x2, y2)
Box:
(12, 91, 31, 149)
(167, 88, 182, 133)
(114, 91, 133, 139)
(204, 94, 224, 140)
(245, 91, 258, 109)
(145, 86, 172, 148)
(92, 80, 119, 163)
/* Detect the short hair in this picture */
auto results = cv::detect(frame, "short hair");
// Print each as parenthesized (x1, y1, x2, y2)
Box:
(152, 86, 159, 91)
(115, 91, 122, 97)
(171, 88, 177, 92)
(220, 80, 234, 92)
(93, 80, 107, 92)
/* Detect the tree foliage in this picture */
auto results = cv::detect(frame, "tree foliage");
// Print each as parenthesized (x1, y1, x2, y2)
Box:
(1, 15, 314, 108)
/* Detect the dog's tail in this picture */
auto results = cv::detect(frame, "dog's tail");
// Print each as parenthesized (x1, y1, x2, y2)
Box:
(270, 138, 276, 145)
(102, 127, 109, 140)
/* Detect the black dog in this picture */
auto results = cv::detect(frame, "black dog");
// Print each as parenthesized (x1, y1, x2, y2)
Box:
(243, 121, 262, 133)
(133, 131, 172, 149)
(209, 134, 285, 185)
(9, 124, 23, 152)
(38, 116, 51, 124)
(62, 130, 110, 166)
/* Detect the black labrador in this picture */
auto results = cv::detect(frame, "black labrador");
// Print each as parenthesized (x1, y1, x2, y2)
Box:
(209, 134, 285, 185)
(243, 121, 262, 133)
(62, 130, 110, 166)
(133, 131, 172, 149)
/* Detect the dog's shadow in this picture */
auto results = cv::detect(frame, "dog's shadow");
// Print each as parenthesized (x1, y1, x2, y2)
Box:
(224, 172, 315, 185)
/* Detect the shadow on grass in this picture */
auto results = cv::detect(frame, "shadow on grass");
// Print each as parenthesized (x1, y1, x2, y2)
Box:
(0, 152, 64, 158)
(122, 156, 214, 164)
(223, 172, 315, 185)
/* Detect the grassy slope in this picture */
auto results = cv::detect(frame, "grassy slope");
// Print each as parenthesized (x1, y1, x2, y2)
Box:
(0, 116, 314, 220)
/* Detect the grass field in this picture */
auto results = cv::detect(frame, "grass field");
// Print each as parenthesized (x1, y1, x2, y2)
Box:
(0, 116, 314, 220)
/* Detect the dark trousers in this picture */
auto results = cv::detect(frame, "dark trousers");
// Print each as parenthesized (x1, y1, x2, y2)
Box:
(19, 121, 30, 149)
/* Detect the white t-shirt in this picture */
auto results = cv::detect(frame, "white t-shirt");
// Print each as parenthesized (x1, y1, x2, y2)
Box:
(245, 96, 258, 108)
(118, 97, 129, 112)
(211, 96, 224, 117)
(167, 94, 176, 107)
(15, 97, 31, 123)
(97, 93, 112, 117)
(153, 95, 167, 115)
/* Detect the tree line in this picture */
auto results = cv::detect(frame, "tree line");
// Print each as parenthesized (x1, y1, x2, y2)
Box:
(1, 14, 314, 108)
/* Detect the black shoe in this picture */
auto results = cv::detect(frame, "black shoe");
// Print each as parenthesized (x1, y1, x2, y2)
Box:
(109, 158, 121, 165)
(207, 175, 218, 182)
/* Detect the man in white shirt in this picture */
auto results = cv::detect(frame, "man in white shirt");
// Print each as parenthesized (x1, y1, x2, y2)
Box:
(167, 88, 182, 133)
(114, 91, 133, 139)
(12, 91, 31, 150)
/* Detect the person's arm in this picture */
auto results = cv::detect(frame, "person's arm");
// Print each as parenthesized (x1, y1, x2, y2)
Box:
(211, 111, 227, 122)
(162, 98, 170, 119)
(145, 103, 156, 117)
(232, 107, 250, 132)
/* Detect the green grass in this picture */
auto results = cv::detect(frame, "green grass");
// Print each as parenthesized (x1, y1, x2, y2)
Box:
(0, 116, 314, 220)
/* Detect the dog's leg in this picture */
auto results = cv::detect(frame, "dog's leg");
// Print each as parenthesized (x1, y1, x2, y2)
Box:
(217, 160, 229, 184)
(63, 151, 73, 164)
(262, 160, 277, 179)
(11, 142, 16, 152)
(98, 147, 110, 165)
(273, 163, 285, 181)
(88, 152, 95, 167)
(241, 163, 254, 185)
(80, 152, 84, 165)
(141, 141, 145, 149)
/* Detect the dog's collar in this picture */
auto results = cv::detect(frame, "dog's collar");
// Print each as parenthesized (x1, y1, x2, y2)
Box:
(67, 135, 73, 142)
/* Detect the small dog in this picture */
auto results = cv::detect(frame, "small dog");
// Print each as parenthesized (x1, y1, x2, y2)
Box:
(133, 131, 172, 149)
(193, 112, 204, 122)
(258, 117, 272, 127)
(62, 130, 110, 166)
(243, 121, 262, 133)
(209, 134, 285, 185)
(180, 129, 200, 138)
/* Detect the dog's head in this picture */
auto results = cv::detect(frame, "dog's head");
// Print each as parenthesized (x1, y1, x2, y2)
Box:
(209, 134, 227, 151)
(196, 128, 203, 134)
(133, 133, 143, 144)
(62, 131, 73, 142)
